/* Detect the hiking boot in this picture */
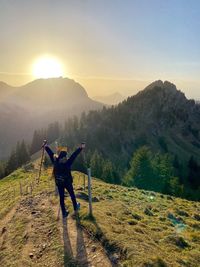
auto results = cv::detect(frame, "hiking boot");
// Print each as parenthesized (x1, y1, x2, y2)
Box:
(76, 202, 80, 211)
(62, 210, 69, 219)
(72, 203, 81, 218)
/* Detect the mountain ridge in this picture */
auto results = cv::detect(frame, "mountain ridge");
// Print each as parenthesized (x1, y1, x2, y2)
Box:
(0, 77, 103, 158)
(60, 80, 200, 198)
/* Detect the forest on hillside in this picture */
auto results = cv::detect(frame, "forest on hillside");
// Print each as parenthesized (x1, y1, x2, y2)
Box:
(1, 109, 200, 201)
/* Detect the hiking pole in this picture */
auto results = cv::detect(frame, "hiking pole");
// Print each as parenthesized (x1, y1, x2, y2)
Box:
(55, 140, 63, 221)
(38, 140, 47, 184)
(54, 140, 59, 196)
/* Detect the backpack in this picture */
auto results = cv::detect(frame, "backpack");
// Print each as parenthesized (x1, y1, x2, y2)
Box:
(53, 155, 68, 186)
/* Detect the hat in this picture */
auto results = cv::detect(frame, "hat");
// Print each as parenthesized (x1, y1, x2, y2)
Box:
(57, 146, 68, 153)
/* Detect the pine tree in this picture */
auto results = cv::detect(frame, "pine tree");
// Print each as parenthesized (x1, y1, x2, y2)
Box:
(30, 128, 47, 155)
(102, 160, 115, 183)
(18, 140, 30, 165)
(30, 130, 41, 154)
(5, 149, 18, 175)
(152, 153, 174, 192)
(124, 146, 154, 189)
(90, 150, 104, 178)
(4, 140, 30, 176)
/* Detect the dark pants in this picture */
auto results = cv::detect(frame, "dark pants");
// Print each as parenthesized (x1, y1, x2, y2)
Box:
(57, 182, 78, 215)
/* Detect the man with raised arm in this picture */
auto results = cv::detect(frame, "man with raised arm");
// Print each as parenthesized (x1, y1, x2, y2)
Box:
(43, 141, 85, 218)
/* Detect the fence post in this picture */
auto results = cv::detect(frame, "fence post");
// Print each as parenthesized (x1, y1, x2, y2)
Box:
(19, 181, 23, 196)
(30, 183, 33, 195)
(83, 174, 86, 191)
(87, 168, 93, 216)
(77, 173, 80, 187)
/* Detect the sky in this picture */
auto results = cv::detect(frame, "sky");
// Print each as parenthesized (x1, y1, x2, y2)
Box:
(0, 0, 200, 98)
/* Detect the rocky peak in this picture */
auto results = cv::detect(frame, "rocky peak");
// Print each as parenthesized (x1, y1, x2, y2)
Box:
(144, 80, 164, 91)
(144, 80, 177, 92)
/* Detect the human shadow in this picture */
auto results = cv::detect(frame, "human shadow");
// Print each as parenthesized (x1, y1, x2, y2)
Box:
(75, 214, 89, 267)
(62, 219, 76, 267)
(62, 215, 89, 267)
(62, 213, 115, 267)
(84, 215, 119, 267)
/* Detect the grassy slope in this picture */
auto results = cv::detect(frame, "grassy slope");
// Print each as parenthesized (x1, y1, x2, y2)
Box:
(0, 166, 63, 267)
(75, 176, 200, 267)
(0, 165, 200, 267)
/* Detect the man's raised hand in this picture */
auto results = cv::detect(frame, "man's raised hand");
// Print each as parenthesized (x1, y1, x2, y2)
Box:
(80, 142, 86, 149)
(41, 140, 47, 149)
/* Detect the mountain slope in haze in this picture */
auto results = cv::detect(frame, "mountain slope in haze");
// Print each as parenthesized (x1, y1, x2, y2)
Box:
(62, 80, 200, 177)
(0, 82, 16, 99)
(0, 77, 103, 158)
(2, 77, 102, 113)
(93, 92, 126, 105)
(0, 166, 199, 267)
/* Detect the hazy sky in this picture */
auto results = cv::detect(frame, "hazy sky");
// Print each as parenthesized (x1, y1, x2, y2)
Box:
(0, 0, 200, 98)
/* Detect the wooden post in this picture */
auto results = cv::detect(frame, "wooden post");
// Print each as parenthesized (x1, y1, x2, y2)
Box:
(48, 177, 51, 192)
(30, 183, 33, 195)
(78, 173, 80, 187)
(83, 174, 86, 191)
(87, 168, 93, 216)
(19, 182, 23, 196)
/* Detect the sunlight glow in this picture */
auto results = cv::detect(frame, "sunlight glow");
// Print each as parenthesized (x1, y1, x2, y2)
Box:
(32, 56, 64, 78)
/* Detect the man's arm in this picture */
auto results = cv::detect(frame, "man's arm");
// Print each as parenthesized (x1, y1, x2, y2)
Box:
(67, 147, 82, 166)
(44, 145, 54, 163)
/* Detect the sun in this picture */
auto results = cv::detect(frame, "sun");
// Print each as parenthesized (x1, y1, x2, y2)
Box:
(32, 55, 64, 79)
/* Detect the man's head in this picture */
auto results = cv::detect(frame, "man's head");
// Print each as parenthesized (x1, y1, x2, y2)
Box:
(57, 146, 68, 159)
(59, 150, 67, 159)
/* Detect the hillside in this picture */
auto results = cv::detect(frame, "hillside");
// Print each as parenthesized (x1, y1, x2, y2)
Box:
(0, 78, 103, 158)
(0, 82, 16, 99)
(61, 80, 200, 185)
(0, 165, 199, 267)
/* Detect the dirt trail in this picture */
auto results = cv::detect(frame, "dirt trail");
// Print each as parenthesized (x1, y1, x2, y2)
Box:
(0, 205, 18, 249)
(0, 191, 115, 267)
(0, 194, 63, 267)
(50, 199, 114, 267)
(0, 205, 17, 228)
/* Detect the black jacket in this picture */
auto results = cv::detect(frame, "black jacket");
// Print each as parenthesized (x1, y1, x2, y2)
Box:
(45, 146, 82, 183)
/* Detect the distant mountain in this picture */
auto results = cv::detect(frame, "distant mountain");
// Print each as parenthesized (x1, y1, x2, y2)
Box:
(2, 78, 102, 115)
(93, 92, 126, 105)
(0, 77, 103, 158)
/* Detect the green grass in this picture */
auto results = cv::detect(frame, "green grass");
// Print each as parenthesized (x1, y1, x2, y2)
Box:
(71, 172, 200, 267)
(0, 164, 64, 267)
(0, 165, 200, 267)
(0, 166, 53, 219)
